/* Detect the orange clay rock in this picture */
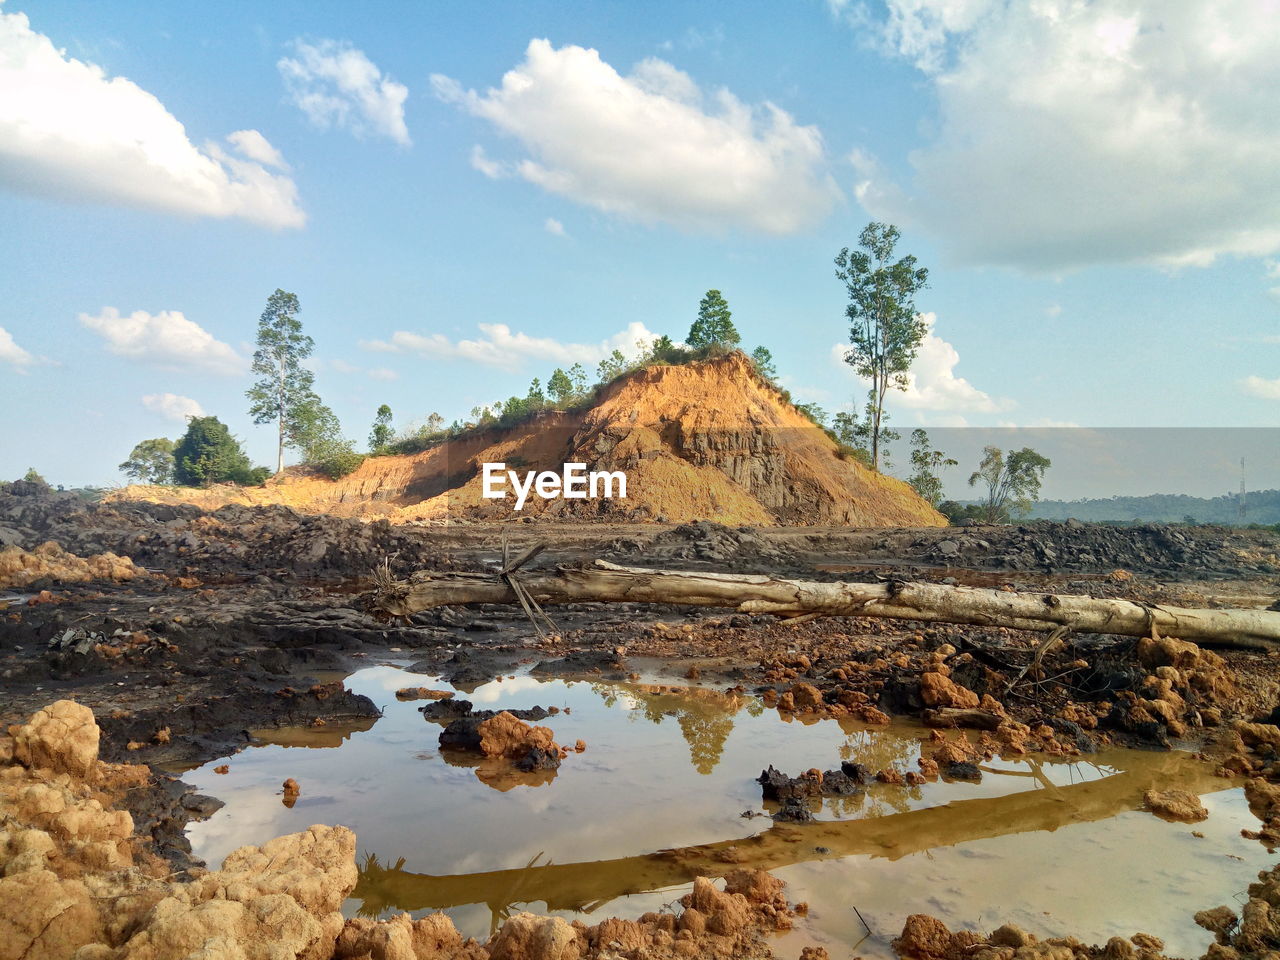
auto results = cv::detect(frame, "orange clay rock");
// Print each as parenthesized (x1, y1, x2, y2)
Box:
(895, 914, 1170, 960)
(476, 712, 562, 762)
(1144, 789, 1208, 823)
(10, 699, 101, 780)
(394, 687, 454, 701)
(335, 911, 484, 960)
(789, 683, 826, 712)
(0, 542, 144, 589)
(919, 672, 980, 710)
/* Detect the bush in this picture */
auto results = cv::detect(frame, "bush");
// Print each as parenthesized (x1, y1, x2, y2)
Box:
(174, 417, 259, 487)
(314, 447, 366, 480)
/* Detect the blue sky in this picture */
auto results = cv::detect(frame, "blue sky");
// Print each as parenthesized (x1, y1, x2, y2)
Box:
(2, 0, 1278, 491)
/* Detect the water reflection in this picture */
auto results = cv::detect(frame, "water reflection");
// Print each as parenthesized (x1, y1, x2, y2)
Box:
(182, 666, 1266, 958)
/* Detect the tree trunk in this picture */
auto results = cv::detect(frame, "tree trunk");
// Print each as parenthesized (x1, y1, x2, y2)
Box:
(276, 357, 285, 475)
(374, 560, 1280, 651)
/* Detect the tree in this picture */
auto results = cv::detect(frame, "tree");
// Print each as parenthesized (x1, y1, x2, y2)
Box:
(687, 289, 741, 351)
(750, 346, 777, 381)
(596, 349, 627, 383)
(22, 467, 47, 485)
(173, 417, 262, 487)
(907, 429, 957, 508)
(369, 405, 394, 453)
(568, 362, 588, 399)
(246, 289, 317, 474)
(794, 402, 829, 428)
(547, 368, 574, 405)
(288, 398, 343, 463)
(527, 378, 545, 403)
(119, 438, 175, 485)
(968, 446, 1052, 522)
(835, 223, 929, 471)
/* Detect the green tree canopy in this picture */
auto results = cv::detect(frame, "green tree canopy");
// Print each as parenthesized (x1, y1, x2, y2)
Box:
(173, 417, 262, 487)
(907, 428, 957, 508)
(547, 368, 574, 404)
(968, 446, 1052, 522)
(369, 404, 393, 453)
(596, 349, 627, 383)
(835, 223, 929, 471)
(687, 289, 741, 351)
(245, 289, 318, 474)
(119, 438, 175, 485)
(750, 346, 777, 380)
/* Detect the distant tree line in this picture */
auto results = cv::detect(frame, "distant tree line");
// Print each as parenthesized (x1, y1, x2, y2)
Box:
(1026, 489, 1280, 525)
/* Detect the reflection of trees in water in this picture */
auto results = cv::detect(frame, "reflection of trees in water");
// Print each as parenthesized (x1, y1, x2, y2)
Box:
(590, 681, 743, 776)
(834, 719, 924, 816)
(677, 710, 735, 775)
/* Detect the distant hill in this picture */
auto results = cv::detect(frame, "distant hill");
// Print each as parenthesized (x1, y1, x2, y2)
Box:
(1026, 489, 1280, 524)
(110, 352, 945, 527)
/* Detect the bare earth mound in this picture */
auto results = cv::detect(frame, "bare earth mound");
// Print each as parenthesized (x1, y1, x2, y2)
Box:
(111, 353, 944, 527)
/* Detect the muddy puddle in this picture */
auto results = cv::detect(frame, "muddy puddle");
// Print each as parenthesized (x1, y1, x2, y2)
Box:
(181, 666, 1270, 958)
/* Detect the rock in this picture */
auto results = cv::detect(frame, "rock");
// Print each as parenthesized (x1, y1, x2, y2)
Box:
(894, 914, 956, 960)
(394, 687, 454, 701)
(488, 912, 579, 960)
(335, 911, 470, 960)
(919, 673, 980, 710)
(477, 712, 561, 763)
(117, 825, 358, 960)
(11, 700, 100, 779)
(1144, 788, 1208, 823)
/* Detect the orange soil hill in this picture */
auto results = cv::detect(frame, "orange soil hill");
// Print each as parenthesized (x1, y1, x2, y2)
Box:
(111, 352, 946, 527)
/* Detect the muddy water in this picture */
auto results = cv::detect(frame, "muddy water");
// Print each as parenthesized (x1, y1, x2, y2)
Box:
(182, 666, 1271, 958)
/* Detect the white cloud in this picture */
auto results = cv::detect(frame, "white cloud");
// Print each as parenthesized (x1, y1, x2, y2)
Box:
(225, 129, 288, 169)
(543, 217, 566, 237)
(1045, 304, 1063, 318)
(1242, 376, 1280, 400)
(361, 321, 659, 372)
(470, 144, 506, 179)
(142, 392, 204, 422)
(278, 39, 409, 145)
(0, 325, 34, 371)
(367, 367, 398, 381)
(832, 313, 1012, 413)
(0, 10, 304, 228)
(852, 1, 1280, 269)
(431, 39, 839, 233)
(80, 308, 246, 375)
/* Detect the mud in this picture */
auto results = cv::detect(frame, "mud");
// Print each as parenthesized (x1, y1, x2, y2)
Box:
(1, 482, 1280, 959)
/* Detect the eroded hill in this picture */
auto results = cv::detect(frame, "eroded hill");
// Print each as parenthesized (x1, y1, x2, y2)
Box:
(111, 352, 945, 527)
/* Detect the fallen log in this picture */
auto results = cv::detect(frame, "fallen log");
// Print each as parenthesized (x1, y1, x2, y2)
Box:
(373, 560, 1280, 652)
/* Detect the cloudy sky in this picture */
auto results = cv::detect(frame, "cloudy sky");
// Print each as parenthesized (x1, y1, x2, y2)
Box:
(2, 0, 1278, 490)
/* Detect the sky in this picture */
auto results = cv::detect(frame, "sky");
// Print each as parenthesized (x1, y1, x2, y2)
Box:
(1, 0, 1278, 494)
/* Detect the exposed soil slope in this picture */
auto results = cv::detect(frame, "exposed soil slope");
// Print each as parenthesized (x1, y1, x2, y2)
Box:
(110, 353, 944, 527)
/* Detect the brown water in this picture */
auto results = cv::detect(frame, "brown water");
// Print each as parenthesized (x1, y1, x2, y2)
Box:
(182, 665, 1270, 959)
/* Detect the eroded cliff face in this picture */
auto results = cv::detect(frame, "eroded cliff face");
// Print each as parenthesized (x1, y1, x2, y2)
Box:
(111, 353, 945, 528)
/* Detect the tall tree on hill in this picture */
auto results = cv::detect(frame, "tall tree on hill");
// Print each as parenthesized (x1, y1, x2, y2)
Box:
(835, 223, 929, 471)
(246, 289, 318, 474)
(687, 289, 741, 351)
(369, 404, 394, 453)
